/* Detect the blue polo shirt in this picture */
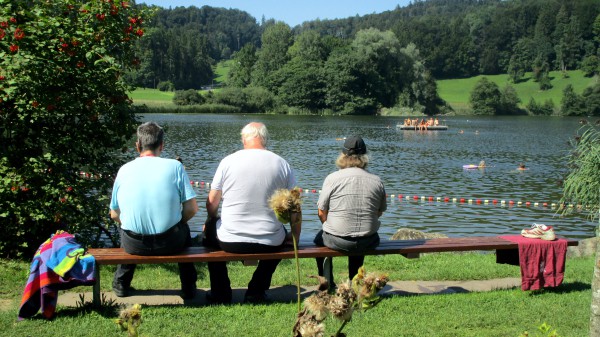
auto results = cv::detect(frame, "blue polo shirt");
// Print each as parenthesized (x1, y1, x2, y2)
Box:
(110, 156, 196, 234)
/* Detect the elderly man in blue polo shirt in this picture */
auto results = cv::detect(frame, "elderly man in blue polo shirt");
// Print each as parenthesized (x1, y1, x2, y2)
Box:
(109, 121, 198, 299)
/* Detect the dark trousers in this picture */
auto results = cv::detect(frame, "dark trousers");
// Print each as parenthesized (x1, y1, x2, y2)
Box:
(204, 217, 283, 299)
(314, 230, 380, 282)
(315, 255, 365, 282)
(113, 221, 197, 291)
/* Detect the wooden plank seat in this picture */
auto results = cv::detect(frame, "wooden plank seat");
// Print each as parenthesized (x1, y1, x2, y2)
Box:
(88, 236, 579, 305)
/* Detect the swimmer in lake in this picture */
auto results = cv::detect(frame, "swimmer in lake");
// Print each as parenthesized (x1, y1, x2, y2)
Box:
(478, 160, 486, 168)
(518, 163, 527, 170)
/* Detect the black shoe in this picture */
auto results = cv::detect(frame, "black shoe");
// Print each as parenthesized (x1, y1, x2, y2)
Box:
(205, 291, 232, 305)
(243, 292, 271, 304)
(181, 286, 197, 300)
(113, 283, 135, 297)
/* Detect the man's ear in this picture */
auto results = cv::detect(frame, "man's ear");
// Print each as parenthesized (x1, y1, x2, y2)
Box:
(135, 141, 141, 153)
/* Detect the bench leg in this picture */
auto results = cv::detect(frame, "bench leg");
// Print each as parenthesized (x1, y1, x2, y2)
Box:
(93, 265, 101, 307)
(323, 257, 333, 290)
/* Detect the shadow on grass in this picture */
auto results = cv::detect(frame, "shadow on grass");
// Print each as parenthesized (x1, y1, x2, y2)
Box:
(528, 281, 590, 296)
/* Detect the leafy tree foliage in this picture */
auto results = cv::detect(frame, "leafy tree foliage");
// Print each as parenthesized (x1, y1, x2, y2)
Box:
(526, 98, 555, 115)
(252, 22, 293, 89)
(499, 85, 524, 115)
(560, 124, 600, 335)
(0, 1, 150, 257)
(469, 77, 502, 115)
(270, 58, 326, 111)
(561, 84, 586, 116)
(581, 55, 600, 77)
(581, 80, 600, 116)
(227, 43, 257, 88)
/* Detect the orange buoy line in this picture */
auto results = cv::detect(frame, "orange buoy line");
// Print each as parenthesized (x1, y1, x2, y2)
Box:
(383, 193, 584, 210)
(188, 182, 585, 211)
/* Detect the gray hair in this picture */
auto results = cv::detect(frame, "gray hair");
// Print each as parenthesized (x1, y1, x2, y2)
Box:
(240, 122, 268, 147)
(336, 152, 369, 169)
(137, 121, 164, 151)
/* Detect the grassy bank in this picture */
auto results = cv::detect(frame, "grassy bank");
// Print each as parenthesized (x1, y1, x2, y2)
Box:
(130, 70, 596, 115)
(1, 252, 593, 336)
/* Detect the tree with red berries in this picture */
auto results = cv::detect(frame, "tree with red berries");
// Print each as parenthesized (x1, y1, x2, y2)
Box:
(0, 0, 153, 257)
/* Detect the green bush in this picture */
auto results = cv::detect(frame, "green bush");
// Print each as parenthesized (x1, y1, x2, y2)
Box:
(157, 80, 174, 92)
(173, 89, 205, 105)
(0, 1, 152, 257)
(526, 98, 555, 115)
(208, 86, 276, 113)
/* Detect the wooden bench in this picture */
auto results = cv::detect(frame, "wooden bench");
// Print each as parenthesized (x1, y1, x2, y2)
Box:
(88, 236, 579, 305)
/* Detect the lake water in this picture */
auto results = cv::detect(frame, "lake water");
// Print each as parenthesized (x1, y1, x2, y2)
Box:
(137, 114, 598, 240)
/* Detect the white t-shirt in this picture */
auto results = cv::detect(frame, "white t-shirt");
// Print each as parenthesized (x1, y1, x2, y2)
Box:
(211, 149, 296, 245)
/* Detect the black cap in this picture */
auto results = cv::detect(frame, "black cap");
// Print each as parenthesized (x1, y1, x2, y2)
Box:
(342, 136, 367, 155)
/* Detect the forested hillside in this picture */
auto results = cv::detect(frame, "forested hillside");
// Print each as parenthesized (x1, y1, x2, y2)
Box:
(299, 0, 600, 79)
(126, 0, 599, 116)
(128, 0, 599, 90)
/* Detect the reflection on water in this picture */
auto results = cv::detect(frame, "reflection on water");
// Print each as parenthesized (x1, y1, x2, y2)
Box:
(136, 114, 597, 239)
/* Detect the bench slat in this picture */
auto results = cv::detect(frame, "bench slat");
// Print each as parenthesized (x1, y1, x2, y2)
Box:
(88, 236, 578, 265)
(88, 236, 578, 306)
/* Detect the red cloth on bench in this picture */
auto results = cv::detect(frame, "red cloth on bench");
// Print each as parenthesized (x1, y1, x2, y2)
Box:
(499, 235, 567, 291)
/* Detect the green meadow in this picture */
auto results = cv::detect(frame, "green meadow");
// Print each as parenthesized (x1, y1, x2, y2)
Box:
(1, 252, 593, 336)
(437, 70, 596, 113)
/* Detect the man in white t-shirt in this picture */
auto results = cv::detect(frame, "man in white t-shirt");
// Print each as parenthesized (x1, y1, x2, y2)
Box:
(203, 122, 300, 304)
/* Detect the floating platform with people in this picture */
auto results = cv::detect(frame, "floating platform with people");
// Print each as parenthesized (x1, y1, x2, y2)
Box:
(397, 117, 448, 131)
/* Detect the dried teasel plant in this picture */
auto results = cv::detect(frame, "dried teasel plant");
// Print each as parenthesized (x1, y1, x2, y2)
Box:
(268, 187, 302, 224)
(293, 267, 389, 337)
(269, 187, 304, 311)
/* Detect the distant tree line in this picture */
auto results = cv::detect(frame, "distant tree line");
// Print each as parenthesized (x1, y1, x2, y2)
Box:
(124, 0, 600, 115)
(299, 0, 600, 80)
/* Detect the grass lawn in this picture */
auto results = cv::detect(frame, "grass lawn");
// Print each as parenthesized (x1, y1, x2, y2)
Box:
(213, 59, 232, 84)
(438, 70, 596, 112)
(0, 252, 593, 336)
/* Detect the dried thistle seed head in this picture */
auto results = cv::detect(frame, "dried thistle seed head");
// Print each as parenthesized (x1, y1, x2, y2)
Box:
(303, 292, 330, 321)
(328, 296, 353, 322)
(298, 317, 325, 337)
(335, 282, 357, 304)
(269, 188, 303, 223)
